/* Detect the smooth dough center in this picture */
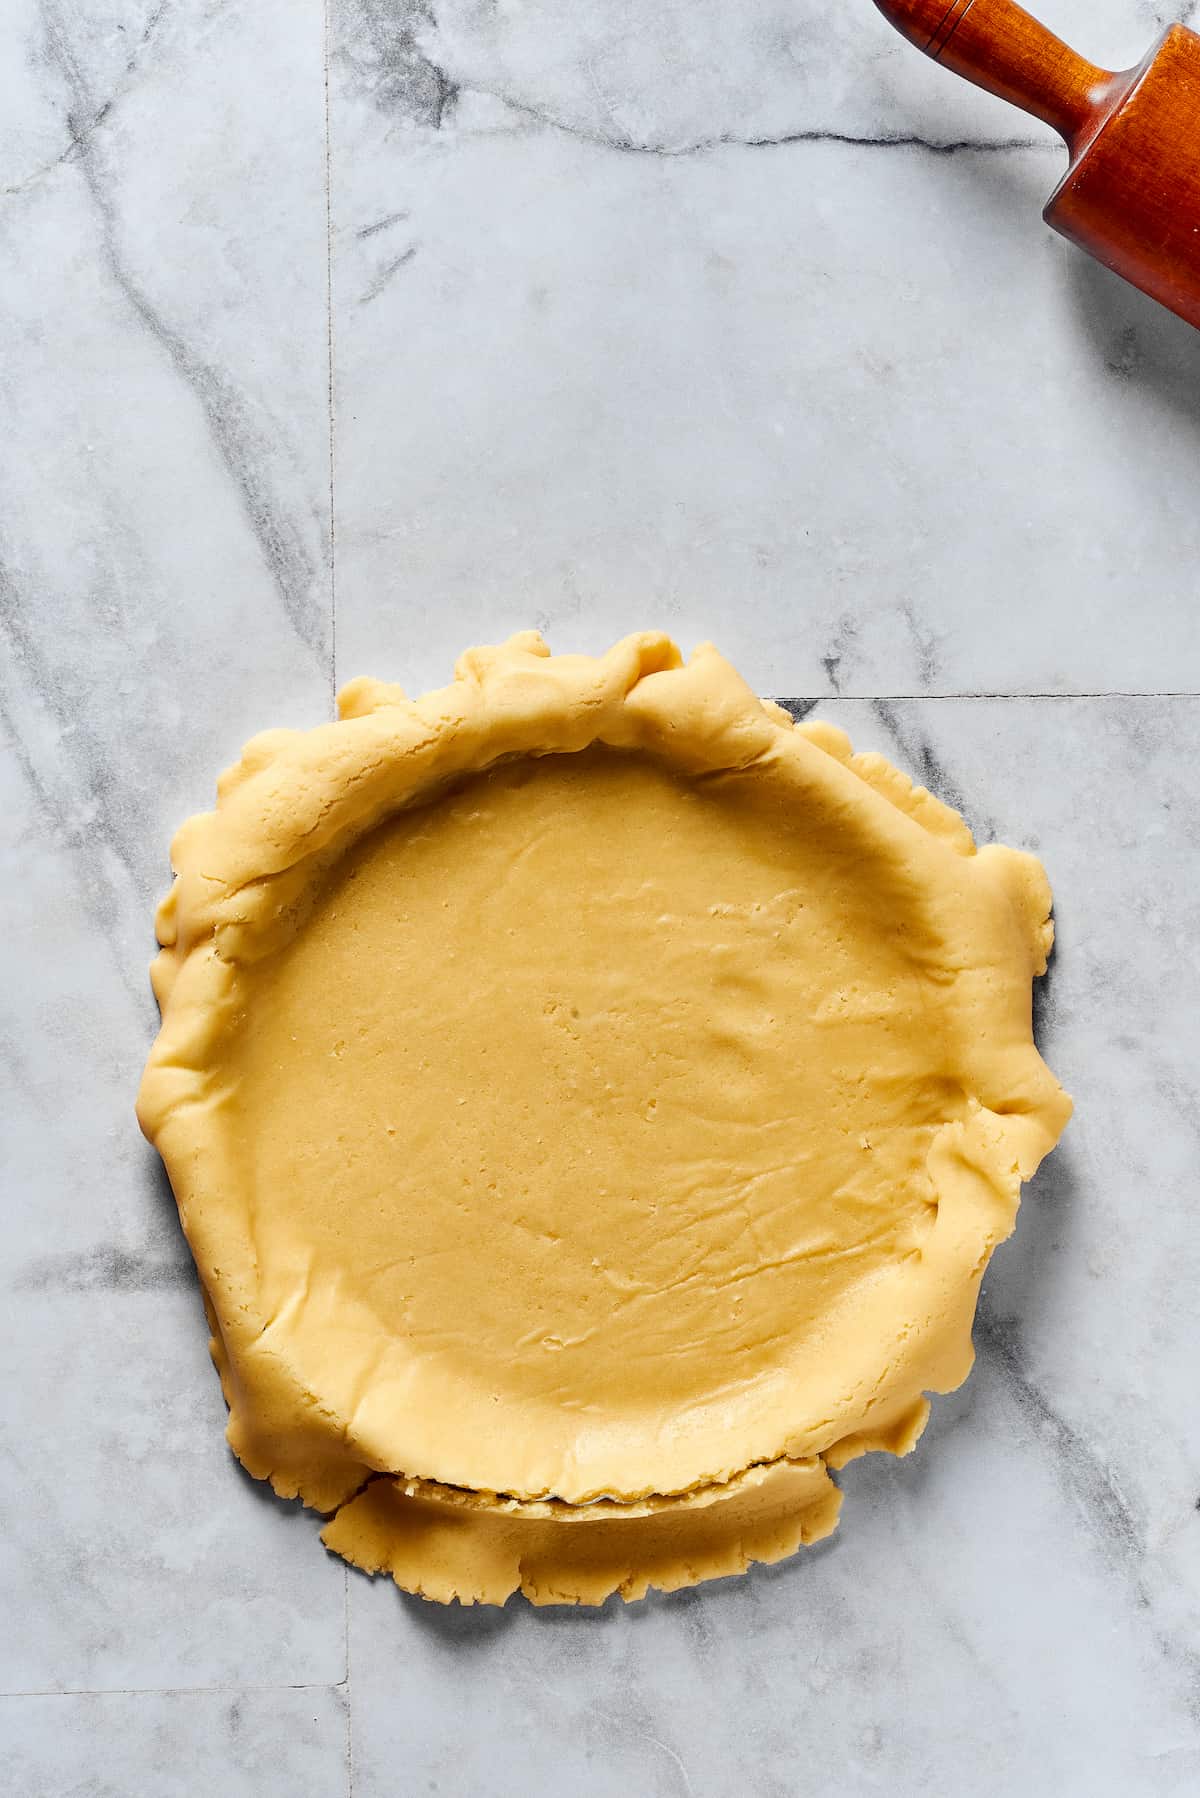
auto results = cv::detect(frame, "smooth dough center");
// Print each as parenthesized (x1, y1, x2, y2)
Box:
(230, 747, 961, 1421)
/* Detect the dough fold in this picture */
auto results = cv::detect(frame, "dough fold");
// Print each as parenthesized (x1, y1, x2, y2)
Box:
(138, 633, 1071, 1600)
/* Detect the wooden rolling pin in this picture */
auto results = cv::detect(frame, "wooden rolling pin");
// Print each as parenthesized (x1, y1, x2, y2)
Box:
(873, 0, 1200, 329)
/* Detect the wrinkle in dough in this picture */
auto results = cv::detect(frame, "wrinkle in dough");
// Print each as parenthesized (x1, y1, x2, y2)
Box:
(138, 633, 1071, 1602)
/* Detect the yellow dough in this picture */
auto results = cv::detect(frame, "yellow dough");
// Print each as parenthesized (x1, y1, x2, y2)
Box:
(138, 632, 1071, 1603)
(321, 1459, 845, 1608)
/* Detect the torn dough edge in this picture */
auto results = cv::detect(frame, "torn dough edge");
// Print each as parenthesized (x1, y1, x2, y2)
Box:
(139, 632, 1071, 1517)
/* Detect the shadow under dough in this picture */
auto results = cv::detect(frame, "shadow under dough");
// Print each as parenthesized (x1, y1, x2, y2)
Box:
(399, 1587, 521, 1644)
(372, 928, 1080, 1628)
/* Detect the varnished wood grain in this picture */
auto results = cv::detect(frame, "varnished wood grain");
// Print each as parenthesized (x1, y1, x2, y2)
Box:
(875, 0, 1200, 330)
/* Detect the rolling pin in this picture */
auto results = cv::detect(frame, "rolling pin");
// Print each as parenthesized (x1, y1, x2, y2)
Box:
(873, 0, 1200, 329)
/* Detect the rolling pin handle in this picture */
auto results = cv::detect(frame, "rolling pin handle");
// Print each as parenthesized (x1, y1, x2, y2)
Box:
(873, 0, 1121, 146)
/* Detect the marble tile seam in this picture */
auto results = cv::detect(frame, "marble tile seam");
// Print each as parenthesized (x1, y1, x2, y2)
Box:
(0, 1678, 349, 1702)
(324, 0, 339, 707)
(344, 1568, 355, 1798)
(773, 691, 1200, 704)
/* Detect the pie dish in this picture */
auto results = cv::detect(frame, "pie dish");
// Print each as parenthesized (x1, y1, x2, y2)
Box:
(138, 633, 1071, 1602)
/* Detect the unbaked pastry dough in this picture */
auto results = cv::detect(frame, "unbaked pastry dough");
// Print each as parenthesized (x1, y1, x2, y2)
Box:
(138, 633, 1071, 1603)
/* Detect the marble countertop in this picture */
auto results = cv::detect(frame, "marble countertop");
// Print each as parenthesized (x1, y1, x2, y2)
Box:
(3, 2, 1199, 1793)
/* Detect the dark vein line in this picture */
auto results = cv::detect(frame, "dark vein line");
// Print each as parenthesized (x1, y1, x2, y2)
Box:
(422, 80, 1055, 160)
(0, 661, 149, 1023)
(2, 0, 169, 198)
(975, 1301, 1143, 1562)
(38, 2, 328, 667)
(357, 245, 417, 305)
(356, 209, 409, 239)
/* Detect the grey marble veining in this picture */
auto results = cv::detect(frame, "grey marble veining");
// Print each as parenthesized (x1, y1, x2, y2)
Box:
(1, 0, 343, 1710)
(333, 0, 1197, 153)
(330, 3, 1200, 700)
(3, 1, 1200, 1793)
(342, 698, 1200, 1798)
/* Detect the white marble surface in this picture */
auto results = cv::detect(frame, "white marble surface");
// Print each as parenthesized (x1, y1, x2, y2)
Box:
(3, 1, 1200, 1792)
(6, 1688, 349, 1798)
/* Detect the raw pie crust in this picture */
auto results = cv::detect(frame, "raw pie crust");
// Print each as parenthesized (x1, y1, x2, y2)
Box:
(138, 633, 1071, 1605)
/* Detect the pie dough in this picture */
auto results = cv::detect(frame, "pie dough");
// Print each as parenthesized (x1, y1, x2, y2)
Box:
(138, 632, 1071, 1603)
(320, 1459, 845, 1608)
